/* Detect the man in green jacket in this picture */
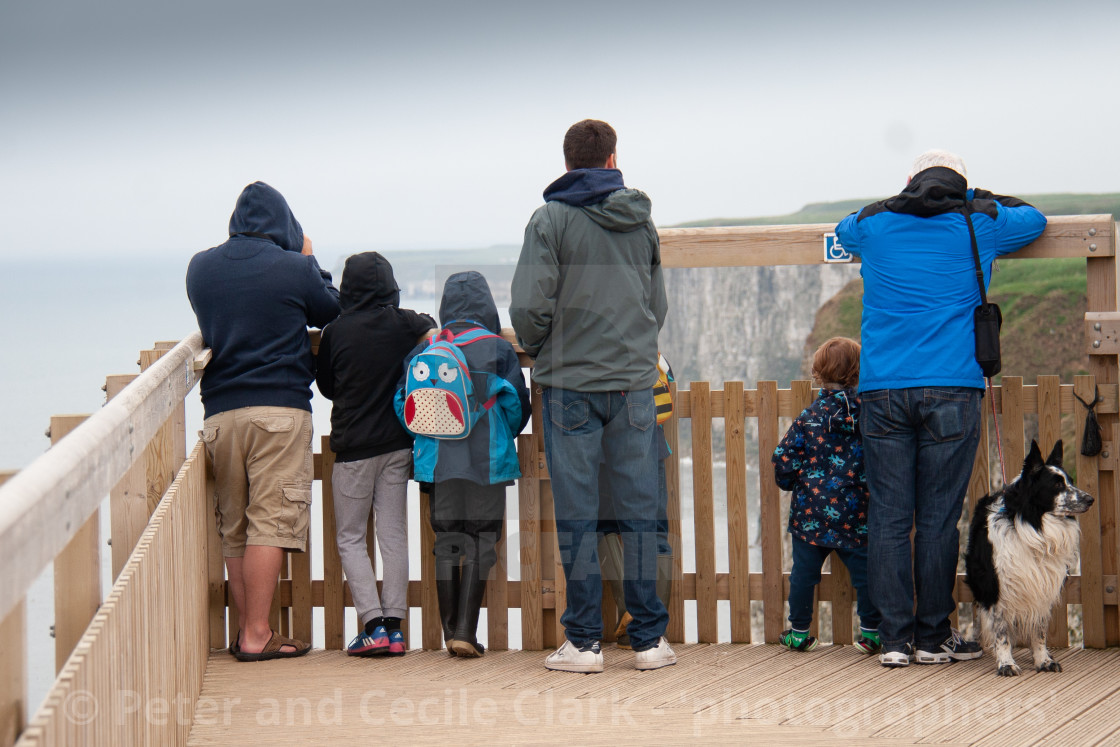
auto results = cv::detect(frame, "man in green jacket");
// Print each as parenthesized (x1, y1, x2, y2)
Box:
(511, 119, 674, 673)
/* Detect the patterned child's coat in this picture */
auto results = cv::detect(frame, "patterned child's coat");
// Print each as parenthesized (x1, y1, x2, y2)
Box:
(772, 388, 868, 549)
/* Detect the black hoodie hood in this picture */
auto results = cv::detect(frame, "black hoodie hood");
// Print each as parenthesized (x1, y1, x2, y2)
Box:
(227, 181, 305, 253)
(340, 252, 400, 312)
(439, 271, 500, 333)
(879, 167, 967, 218)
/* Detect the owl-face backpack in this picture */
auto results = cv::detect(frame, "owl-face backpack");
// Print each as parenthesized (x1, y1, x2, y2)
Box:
(401, 325, 501, 439)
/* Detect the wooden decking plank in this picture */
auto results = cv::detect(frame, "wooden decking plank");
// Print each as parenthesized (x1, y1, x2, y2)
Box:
(663, 643, 855, 712)
(927, 648, 1120, 745)
(864, 658, 1030, 741)
(189, 645, 1118, 746)
(969, 650, 1120, 746)
(689, 645, 866, 716)
(837, 650, 1062, 741)
(825, 648, 1075, 739)
(624, 644, 785, 708)
(1034, 689, 1120, 747)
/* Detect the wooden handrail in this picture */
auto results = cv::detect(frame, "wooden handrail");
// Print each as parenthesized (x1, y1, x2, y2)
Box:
(0, 332, 205, 621)
(659, 214, 1114, 267)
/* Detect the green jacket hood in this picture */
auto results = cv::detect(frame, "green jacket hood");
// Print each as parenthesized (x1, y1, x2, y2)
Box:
(582, 188, 653, 233)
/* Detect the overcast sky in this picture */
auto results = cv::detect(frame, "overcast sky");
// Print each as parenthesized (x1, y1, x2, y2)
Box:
(2, 0, 1118, 259)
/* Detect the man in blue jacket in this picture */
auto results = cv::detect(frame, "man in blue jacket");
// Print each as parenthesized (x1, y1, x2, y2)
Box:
(835, 151, 1046, 668)
(187, 181, 340, 661)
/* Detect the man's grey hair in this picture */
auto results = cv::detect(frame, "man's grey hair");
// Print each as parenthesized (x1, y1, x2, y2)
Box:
(908, 149, 967, 180)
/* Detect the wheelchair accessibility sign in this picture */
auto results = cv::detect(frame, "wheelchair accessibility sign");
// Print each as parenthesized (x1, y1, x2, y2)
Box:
(823, 233, 853, 263)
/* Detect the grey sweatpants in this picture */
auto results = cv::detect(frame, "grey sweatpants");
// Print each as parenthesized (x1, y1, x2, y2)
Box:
(332, 449, 411, 623)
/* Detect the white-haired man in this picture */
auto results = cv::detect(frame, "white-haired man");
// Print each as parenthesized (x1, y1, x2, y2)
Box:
(835, 151, 1046, 668)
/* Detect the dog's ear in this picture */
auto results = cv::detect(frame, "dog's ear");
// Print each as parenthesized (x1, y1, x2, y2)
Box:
(1024, 440, 1045, 473)
(1046, 440, 1064, 469)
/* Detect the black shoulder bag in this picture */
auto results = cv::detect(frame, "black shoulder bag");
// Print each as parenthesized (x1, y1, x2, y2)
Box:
(964, 205, 1003, 377)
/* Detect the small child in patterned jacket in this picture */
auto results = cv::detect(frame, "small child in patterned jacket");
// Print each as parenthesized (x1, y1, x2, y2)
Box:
(772, 337, 880, 654)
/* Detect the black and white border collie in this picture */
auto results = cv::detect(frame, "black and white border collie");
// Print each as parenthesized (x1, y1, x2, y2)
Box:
(965, 440, 1094, 676)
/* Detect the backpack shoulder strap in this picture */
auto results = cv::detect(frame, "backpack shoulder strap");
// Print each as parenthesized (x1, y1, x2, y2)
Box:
(446, 326, 502, 346)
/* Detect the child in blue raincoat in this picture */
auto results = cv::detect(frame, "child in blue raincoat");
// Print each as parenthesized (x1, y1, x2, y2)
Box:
(395, 271, 530, 658)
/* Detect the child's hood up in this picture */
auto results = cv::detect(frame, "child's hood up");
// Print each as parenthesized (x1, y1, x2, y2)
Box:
(227, 181, 304, 253)
(818, 388, 860, 434)
(339, 251, 401, 312)
(439, 271, 501, 333)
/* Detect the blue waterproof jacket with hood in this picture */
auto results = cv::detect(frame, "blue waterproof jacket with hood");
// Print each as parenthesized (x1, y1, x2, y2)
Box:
(835, 168, 1046, 392)
(186, 181, 340, 418)
(396, 271, 531, 485)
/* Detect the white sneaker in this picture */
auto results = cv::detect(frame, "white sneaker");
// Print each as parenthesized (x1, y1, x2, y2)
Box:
(635, 636, 677, 670)
(544, 640, 603, 673)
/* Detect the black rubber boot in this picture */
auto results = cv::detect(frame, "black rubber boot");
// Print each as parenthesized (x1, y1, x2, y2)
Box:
(449, 562, 487, 657)
(435, 557, 461, 656)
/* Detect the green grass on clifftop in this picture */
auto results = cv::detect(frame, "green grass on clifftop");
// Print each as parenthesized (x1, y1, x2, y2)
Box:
(675, 193, 1120, 228)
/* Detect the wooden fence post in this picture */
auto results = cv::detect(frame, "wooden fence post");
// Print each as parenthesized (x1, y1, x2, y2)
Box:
(50, 415, 101, 674)
(518, 430, 543, 650)
(0, 470, 24, 747)
(757, 381, 783, 643)
(1039, 375, 1070, 646)
(321, 438, 345, 650)
(206, 454, 227, 650)
(1076, 374, 1106, 647)
(1087, 248, 1119, 645)
(139, 348, 185, 511)
(105, 374, 144, 579)
(725, 382, 750, 643)
(663, 383, 685, 644)
(690, 382, 717, 643)
(419, 488, 441, 650)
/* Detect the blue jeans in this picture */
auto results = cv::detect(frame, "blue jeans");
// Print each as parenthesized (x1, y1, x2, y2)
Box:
(788, 538, 880, 632)
(862, 387, 981, 650)
(598, 424, 671, 556)
(542, 387, 668, 651)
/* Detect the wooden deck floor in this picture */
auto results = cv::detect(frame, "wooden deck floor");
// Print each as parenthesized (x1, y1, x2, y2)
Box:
(187, 644, 1120, 745)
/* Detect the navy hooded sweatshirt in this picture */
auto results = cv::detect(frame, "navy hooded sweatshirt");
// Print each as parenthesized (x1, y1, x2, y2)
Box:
(316, 252, 436, 462)
(186, 181, 341, 418)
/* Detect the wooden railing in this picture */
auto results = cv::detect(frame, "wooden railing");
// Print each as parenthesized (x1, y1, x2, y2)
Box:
(0, 215, 1114, 745)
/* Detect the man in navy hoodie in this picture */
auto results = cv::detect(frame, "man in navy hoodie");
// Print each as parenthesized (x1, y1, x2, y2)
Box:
(187, 181, 340, 660)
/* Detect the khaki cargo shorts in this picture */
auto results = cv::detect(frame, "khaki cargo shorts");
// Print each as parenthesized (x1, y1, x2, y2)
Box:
(200, 406, 313, 556)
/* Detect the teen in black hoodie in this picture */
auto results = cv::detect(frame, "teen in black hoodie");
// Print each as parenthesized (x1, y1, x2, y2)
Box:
(316, 252, 435, 656)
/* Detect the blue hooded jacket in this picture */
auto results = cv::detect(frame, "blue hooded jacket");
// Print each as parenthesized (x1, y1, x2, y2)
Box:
(835, 168, 1046, 392)
(186, 182, 341, 418)
(396, 271, 531, 485)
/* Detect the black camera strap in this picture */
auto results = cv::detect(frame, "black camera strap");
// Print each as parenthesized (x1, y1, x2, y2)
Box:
(964, 201, 1007, 483)
(963, 203, 986, 304)
(958, 204, 985, 304)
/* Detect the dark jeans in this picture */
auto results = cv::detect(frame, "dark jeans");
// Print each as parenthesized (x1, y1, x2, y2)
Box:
(598, 424, 671, 556)
(788, 537, 880, 632)
(542, 387, 668, 652)
(862, 387, 981, 649)
(429, 478, 506, 581)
